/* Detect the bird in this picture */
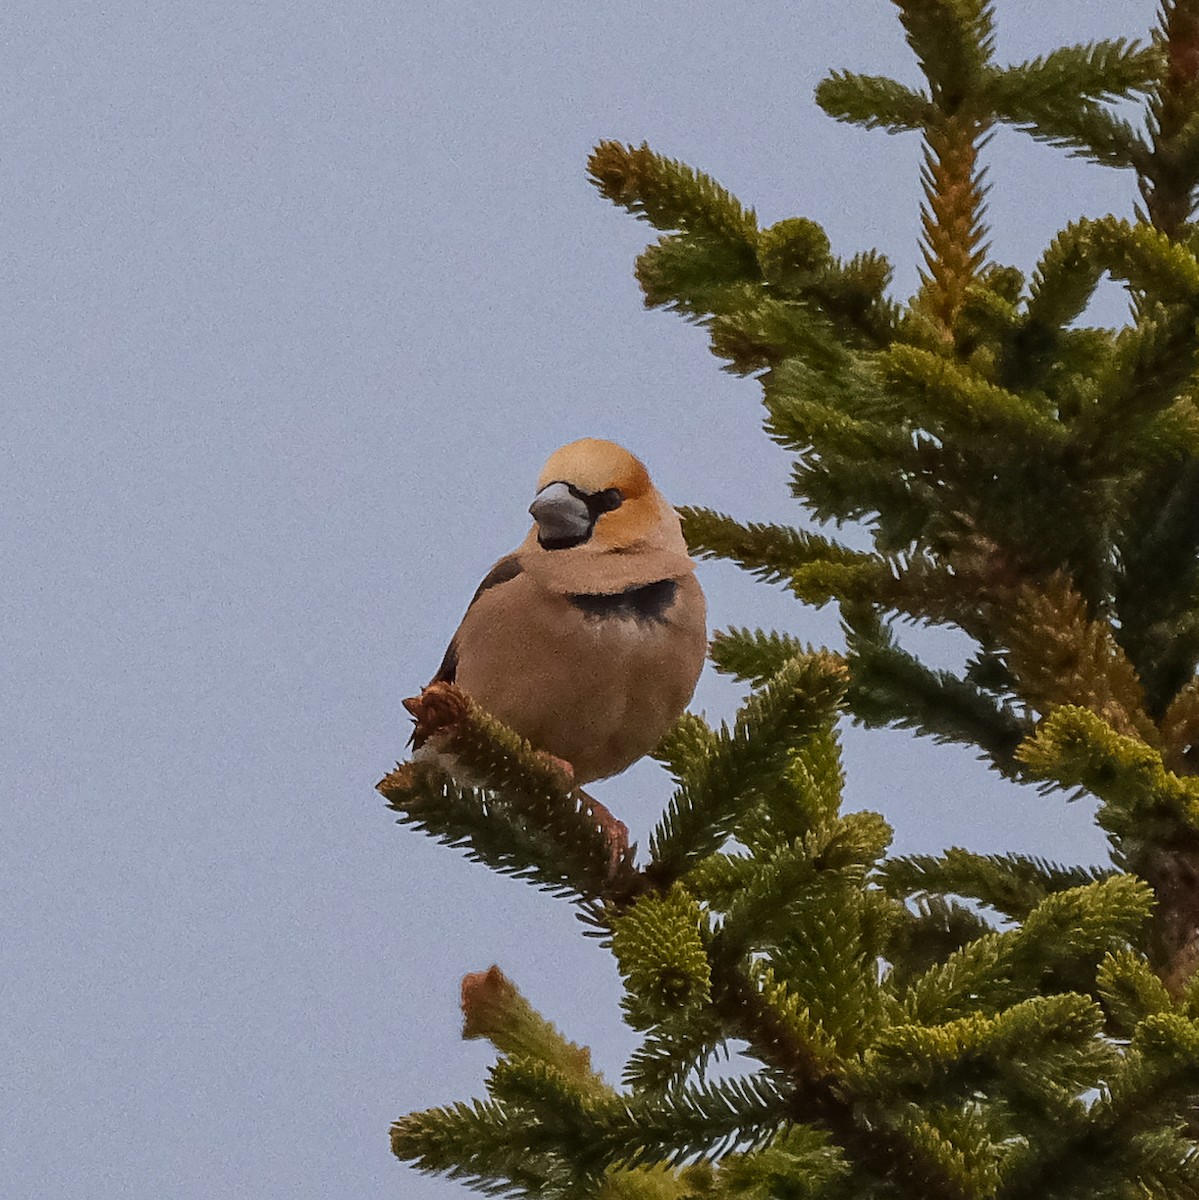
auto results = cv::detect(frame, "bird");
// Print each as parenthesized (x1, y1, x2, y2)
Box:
(407, 438, 707, 785)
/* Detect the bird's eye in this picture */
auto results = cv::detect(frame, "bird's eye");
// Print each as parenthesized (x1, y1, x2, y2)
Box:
(594, 488, 624, 513)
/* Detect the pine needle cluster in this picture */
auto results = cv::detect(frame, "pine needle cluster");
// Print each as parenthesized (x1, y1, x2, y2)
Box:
(384, 3, 1199, 1196)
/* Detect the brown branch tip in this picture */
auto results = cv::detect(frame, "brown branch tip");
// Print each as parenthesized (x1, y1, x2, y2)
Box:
(460, 964, 517, 1040)
(402, 680, 469, 751)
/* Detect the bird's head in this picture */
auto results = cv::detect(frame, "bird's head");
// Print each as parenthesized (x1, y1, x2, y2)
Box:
(528, 438, 678, 553)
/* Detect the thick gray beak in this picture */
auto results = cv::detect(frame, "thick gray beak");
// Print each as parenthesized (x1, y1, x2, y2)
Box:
(529, 481, 592, 545)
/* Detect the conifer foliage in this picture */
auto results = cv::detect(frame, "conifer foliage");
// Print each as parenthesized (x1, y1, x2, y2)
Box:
(384, 3, 1199, 1196)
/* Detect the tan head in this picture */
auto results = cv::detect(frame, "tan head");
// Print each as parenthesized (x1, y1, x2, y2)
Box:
(528, 438, 679, 554)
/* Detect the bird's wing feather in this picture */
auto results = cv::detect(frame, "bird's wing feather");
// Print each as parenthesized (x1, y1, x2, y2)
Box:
(431, 553, 524, 684)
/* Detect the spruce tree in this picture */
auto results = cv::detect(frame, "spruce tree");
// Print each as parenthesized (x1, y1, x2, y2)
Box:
(381, 3, 1199, 1195)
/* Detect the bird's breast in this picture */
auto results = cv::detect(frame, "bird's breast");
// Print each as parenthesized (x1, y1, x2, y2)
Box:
(451, 570, 706, 782)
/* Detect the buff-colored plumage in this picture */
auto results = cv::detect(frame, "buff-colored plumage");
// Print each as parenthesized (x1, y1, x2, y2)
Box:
(413, 438, 707, 784)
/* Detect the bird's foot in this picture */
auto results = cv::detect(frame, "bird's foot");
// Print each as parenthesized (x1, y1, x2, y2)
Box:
(577, 789, 631, 878)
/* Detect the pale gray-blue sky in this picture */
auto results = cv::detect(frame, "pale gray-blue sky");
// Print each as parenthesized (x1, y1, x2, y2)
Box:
(3, 2, 1156, 1196)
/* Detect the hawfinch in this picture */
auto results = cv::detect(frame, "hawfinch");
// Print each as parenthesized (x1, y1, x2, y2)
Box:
(412, 439, 707, 784)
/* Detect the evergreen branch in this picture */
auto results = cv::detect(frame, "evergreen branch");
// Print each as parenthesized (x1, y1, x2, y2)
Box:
(706, 297, 845, 375)
(1140, 1, 1199, 235)
(750, 228, 900, 347)
(1083, 216, 1199, 300)
(999, 575, 1155, 741)
(765, 379, 908, 458)
(1118, 1010, 1199, 1125)
(885, 895, 996, 990)
(758, 326, 902, 424)
(902, 876, 1154, 1024)
(957, 263, 1025, 351)
(993, 99, 1145, 168)
(995, 1013, 1199, 1199)
(750, 229, 899, 348)
(589, 141, 757, 244)
(1024, 216, 1199, 334)
(1012, 874, 1155, 992)
(892, 0, 995, 102)
(460, 966, 610, 1098)
(1018, 710, 1199, 993)
(651, 712, 719, 782)
(854, 993, 1107, 1112)
(774, 723, 847, 835)
(596, 1163, 694, 1198)
(1024, 221, 1109, 333)
(489, 1054, 591, 1114)
(716, 814, 890, 963)
(648, 655, 849, 880)
(881, 848, 1113, 921)
(756, 217, 832, 289)
(677, 506, 866, 585)
(789, 551, 945, 619)
(875, 1105, 1001, 1199)
(761, 900, 894, 1057)
(392, 1098, 553, 1198)
(1017, 704, 1199, 842)
(1113, 302, 1199, 415)
(844, 609, 1029, 772)
(621, 1015, 724, 1096)
(635, 235, 760, 317)
(987, 39, 1160, 108)
(612, 887, 712, 1031)
(1087, 304, 1199, 457)
(435, 1062, 695, 1197)
(883, 343, 1063, 441)
(707, 969, 852, 1132)
(680, 851, 760, 909)
(806, 251, 902, 347)
(803, 542, 1075, 643)
(380, 685, 636, 900)
(595, 1074, 796, 1169)
(403, 1057, 756, 1196)
(900, 928, 1010, 1024)
(916, 113, 991, 334)
(1096, 948, 1173, 1035)
(815, 71, 933, 132)
(1118, 603, 1199, 736)
(1145, 395, 1199, 459)
(986, 41, 1158, 172)
(706, 959, 980, 1200)
(381, 767, 594, 898)
(732, 724, 850, 856)
(1161, 676, 1199, 773)
(793, 453, 941, 551)
(1155, 106, 1199, 196)
(751, 960, 852, 1068)
(1114, 460, 1199, 712)
(486, 1059, 602, 1162)
(709, 627, 808, 686)
(997, 1123, 1199, 1200)
(707, 1126, 850, 1198)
